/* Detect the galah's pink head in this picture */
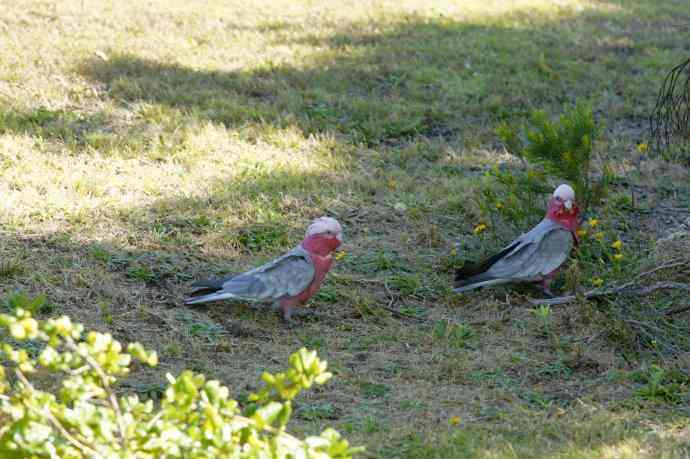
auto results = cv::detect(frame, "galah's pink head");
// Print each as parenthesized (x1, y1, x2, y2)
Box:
(302, 216, 343, 255)
(546, 184, 580, 231)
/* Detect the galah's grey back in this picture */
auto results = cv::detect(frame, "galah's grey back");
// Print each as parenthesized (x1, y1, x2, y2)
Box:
(454, 219, 573, 292)
(185, 246, 316, 305)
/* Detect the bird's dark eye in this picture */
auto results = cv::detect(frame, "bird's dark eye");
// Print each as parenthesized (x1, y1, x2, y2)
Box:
(556, 196, 562, 201)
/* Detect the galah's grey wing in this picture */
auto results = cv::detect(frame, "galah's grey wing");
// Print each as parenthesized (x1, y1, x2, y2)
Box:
(185, 248, 315, 305)
(230, 251, 315, 300)
(487, 225, 573, 281)
(455, 219, 574, 293)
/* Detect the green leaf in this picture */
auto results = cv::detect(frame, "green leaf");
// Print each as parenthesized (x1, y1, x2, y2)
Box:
(0, 297, 361, 458)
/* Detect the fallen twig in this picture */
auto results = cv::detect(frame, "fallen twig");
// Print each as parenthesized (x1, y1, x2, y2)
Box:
(529, 281, 690, 306)
(665, 304, 690, 316)
(637, 282, 690, 295)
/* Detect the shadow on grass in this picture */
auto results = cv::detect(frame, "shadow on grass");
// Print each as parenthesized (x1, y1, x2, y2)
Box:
(35, 4, 688, 149)
(0, 166, 356, 303)
(0, 4, 686, 155)
(0, 103, 189, 159)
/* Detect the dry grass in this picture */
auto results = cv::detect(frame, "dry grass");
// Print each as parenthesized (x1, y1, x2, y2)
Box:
(1, 0, 690, 457)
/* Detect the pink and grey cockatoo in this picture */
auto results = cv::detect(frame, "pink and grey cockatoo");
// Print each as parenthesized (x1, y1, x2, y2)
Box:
(454, 184, 580, 296)
(185, 217, 343, 322)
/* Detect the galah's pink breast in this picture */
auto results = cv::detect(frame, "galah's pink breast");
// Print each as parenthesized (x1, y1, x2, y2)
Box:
(281, 253, 333, 307)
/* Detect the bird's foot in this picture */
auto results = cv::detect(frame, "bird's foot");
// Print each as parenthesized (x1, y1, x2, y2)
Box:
(279, 304, 298, 327)
(539, 287, 555, 298)
(535, 279, 556, 298)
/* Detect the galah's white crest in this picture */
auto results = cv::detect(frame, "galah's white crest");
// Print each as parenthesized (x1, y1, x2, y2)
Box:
(454, 184, 580, 296)
(185, 217, 343, 322)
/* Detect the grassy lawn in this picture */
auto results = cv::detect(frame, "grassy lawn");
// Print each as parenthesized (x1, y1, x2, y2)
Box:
(1, 0, 690, 457)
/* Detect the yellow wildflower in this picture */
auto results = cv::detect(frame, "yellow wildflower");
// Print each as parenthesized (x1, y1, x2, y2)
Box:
(588, 218, 599, 228)
(591, 277, 604, 287)
(576, 228, 587, 238)
(637, 143, 648, 153)
(449, 416, 461, 426)
(473, 223, 488, 235)
(613, 253, 624, 262)
(495, 203, 503, 209)
(450, 248, 458, 257)
(611, 240, 623, 251)
(335, 251, 347, 261)
(594, 231, 605, 241)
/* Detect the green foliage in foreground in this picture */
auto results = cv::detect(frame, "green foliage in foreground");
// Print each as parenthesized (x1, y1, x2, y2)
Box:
(0, 301, 362, 458)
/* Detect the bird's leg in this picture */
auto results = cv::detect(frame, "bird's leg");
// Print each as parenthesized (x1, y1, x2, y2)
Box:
(276, 302, 320, 326)
(273, 301, 300, 327)
(280, 304, 295, 324)
(535, 277, 555, 298)
(271, 301, 283, 315)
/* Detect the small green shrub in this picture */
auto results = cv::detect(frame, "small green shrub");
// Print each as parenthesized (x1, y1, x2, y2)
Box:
(531, 305, 553, 332)
(358, 381, 390, 399)
(634, 365, 689, 403)
(497, 102, 608, 210)
(485, 102, 611, 230)
(432, 319, 475, 348)
(563, 218, 629, 293)
(6, 293, 48, 315)
(0, 259, 25, 280)
(477, 165, 551, 228)
(0, 299, 362, 458)
(389, 274, 421, 296)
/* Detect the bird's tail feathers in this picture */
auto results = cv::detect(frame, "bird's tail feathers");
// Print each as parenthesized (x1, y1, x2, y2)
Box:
(190, 277, 226, 290)
(184, 290, 240, 305)
(186, 276, 234, 298)
(453, 276, 510, 293)
(453, 283, 482, 293)
(454, 270, 494, 291)
(454, 241, 520, 292)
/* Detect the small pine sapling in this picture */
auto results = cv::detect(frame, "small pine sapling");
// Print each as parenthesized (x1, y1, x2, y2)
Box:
(496, 101, 611, 215)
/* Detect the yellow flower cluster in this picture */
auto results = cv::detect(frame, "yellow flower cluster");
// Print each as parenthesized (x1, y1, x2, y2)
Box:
(473, 223, 488, 235)
(577, 218, 599, 238)
(335, 251, 347, 261)
(611, 239, 624, 262)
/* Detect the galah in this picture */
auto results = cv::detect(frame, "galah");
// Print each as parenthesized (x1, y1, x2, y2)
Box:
(454, 184, 580, 296)
(185, 217, 343, 323)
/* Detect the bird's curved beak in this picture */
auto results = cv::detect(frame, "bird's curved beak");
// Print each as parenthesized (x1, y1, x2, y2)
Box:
(564, 199, 573, 211)
(336, 232, 343, 246)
